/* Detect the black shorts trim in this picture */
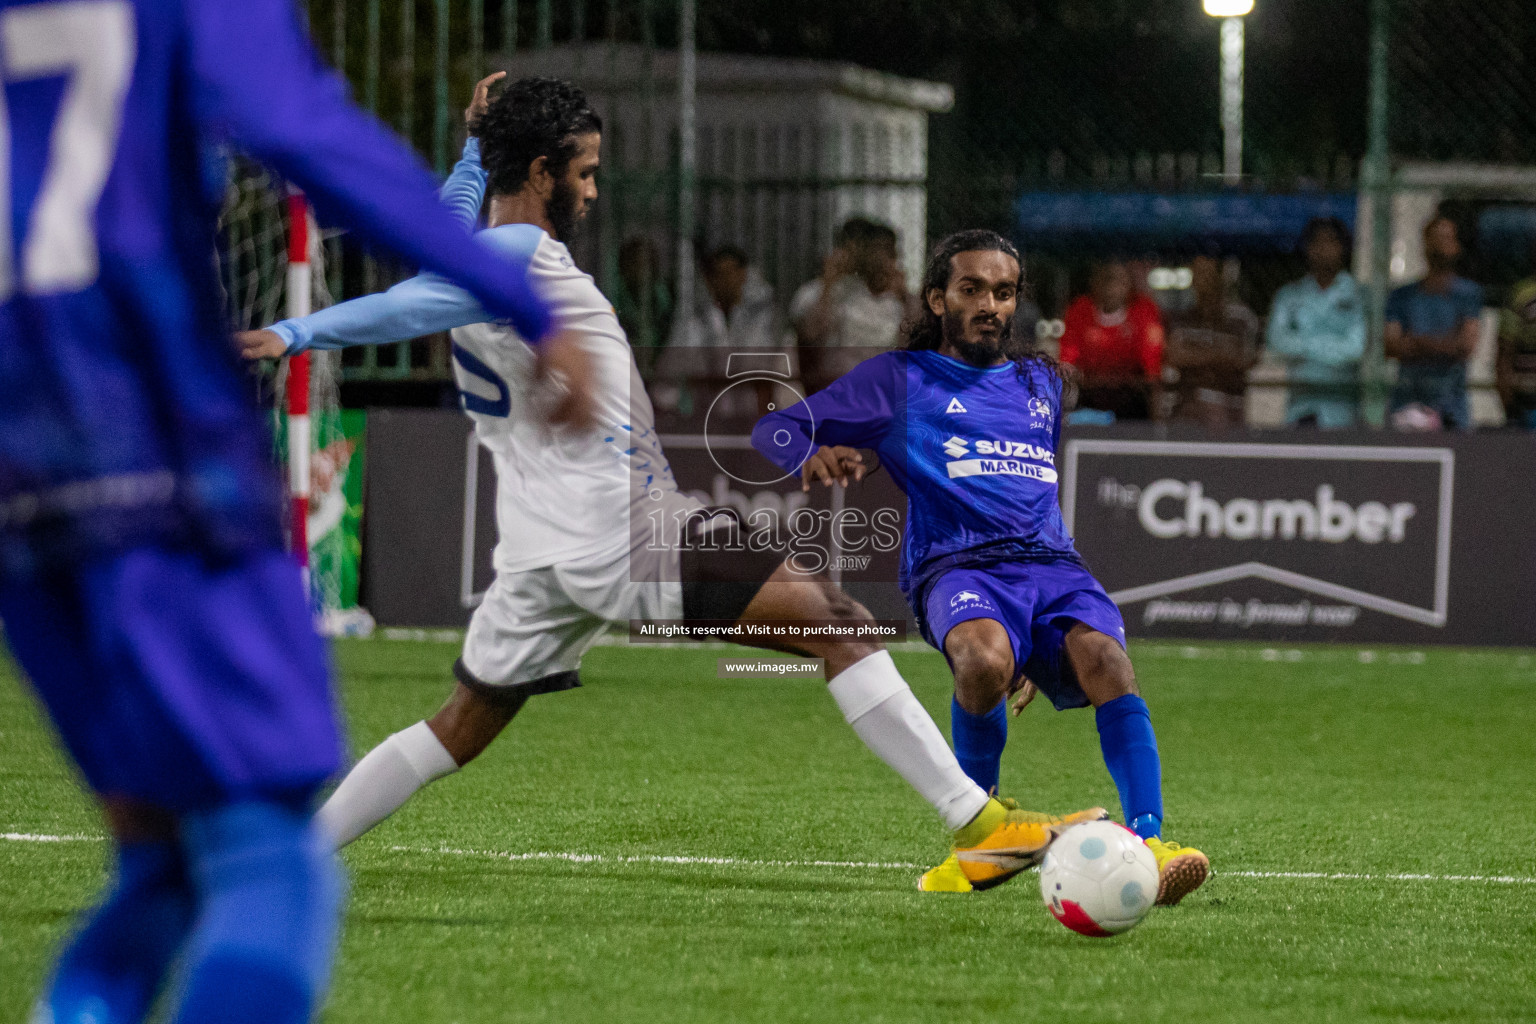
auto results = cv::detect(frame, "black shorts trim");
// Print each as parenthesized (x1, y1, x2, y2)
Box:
(678, 507, 787, 624)
(452, 658, 581, 708)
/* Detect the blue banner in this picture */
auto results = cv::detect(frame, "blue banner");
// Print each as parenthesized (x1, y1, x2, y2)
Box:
(1015, 190, 1358, 252)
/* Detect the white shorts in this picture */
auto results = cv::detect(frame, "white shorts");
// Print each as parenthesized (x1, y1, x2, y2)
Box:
(455, 539, 683, 698)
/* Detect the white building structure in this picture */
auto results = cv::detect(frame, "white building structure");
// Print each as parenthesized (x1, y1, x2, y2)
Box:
(506, 44, 953, 300)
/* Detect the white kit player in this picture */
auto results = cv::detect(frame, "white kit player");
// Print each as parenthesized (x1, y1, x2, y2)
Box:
(239, 74, 1099, 880)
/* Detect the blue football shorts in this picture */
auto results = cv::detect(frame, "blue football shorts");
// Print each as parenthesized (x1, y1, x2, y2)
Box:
(919, 558, 1127, 711)
(0, 545, 341, 810)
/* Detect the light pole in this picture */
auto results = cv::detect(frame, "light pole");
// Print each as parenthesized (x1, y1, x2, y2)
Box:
(1204, 0, 1253, 186)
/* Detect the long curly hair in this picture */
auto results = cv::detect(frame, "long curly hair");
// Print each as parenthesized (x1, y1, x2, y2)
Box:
(904, 229, 1068, 398)
(471, 77, 603, 197)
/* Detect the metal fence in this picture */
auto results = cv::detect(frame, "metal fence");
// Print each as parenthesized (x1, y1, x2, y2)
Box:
(1355, 0, 1536, 424)
(293, 0, 953, 387)
(286, 0, 1536, 429)
(299, 0, 698, 381)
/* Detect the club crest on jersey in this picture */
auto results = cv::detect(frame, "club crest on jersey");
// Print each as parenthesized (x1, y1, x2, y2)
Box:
(946, 397, 967, 414)
(1028, 397, 1053, 427)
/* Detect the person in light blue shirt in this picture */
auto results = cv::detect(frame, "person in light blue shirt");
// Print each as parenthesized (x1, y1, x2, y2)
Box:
(1385, 215, 1484, 429)
(1265, 217, 1366, 428)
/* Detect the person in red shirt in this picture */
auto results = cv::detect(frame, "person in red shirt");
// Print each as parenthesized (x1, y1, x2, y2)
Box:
(1060, 259, 1166, 419)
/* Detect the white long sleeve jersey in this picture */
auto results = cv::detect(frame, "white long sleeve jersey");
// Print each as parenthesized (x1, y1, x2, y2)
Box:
(450, 229, 698, 573)
(274, 223, 700, 576)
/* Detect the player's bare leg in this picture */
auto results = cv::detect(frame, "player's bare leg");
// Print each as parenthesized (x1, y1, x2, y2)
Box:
(1061, 622, 1208, 905)
(314, 682, 528, 848)
(946, 618, 1016, 717)
(730, 561, 882, 675)
(734, 562, 990, 829)
(947, 620, 1110, 828)
(103, 798, 179, 844)
(909, 618, 1105, 892)
(426, 684, 530, 764)
(1061, 622, 1139, 705)
(734, 563, 1098, 891)
(946, 620, 1020, 797)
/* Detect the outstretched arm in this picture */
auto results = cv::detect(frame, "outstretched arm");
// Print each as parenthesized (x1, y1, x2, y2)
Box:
(752, 354, 899, 490)
(187, 1, 549, 343)
(239, 222, 545, 358)
(439, 138, 488, 231)
(255, 273, 490, 355)
(438, 72, 503, 230)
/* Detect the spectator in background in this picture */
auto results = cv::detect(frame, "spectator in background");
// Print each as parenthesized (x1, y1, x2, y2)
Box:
(791, 217, 918, 392)
(1497, 256, 1536, 429)
(1385, 215, 1483, 430)
(616, 236, 672, 374)
(1164, 253, 1259, 427)
(1266, 217, 1366, 428)
(667, 245, 782, 351)
(1126, 254, 1175, 315)
(1059, 259, 1165, 420)
(658, 245, 787, 417)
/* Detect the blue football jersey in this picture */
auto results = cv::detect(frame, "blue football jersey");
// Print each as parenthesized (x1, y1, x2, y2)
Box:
(752, 349, 1078, 597)
(0, 0, 552, 581)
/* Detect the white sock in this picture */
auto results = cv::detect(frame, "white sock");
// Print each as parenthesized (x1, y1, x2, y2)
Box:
(316, 721, 459, 848)
(827, 651, 990, 831)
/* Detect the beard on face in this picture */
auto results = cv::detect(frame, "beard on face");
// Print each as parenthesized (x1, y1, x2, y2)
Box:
(941, 308, 1011, 367)
(547, 175, 585, 243)
(1425, 250, 1456, 273)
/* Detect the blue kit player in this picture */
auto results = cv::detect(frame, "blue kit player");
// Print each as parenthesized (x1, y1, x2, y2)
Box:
(0, 2, 587, 1022)
(753, 230, 1209, 901)
(238, 76, 1093, 889)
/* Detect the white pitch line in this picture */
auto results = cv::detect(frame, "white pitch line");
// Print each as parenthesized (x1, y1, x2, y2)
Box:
(394, 845, 1536, 886)
(392, 845, 926, 871)
(1223, 869, 1536, 885)
(7, 834, 1535, 887)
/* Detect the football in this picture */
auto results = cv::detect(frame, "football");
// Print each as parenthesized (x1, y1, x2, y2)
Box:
(1039, 820, 1160, 937)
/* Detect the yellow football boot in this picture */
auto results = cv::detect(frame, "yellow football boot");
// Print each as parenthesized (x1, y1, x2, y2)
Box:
(916, 854, 974, 892)
(918, 800, 1107, 892)
(1144, 836, 1210, 906)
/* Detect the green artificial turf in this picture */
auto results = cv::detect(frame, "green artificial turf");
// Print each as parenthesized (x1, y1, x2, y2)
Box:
(3, 639, 1535, 1022)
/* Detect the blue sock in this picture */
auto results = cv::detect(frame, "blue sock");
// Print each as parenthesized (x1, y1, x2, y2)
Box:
(1095, 694, 1164, 839)
(171, 801, 344, 1024)
(951, 696, 1008, 795)
(43, 840, 194, 1024)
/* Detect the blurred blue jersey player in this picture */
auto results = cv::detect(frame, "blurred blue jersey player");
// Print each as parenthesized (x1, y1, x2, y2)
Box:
(0, 1, 590, 1022)
(753, 230, 1209, 903)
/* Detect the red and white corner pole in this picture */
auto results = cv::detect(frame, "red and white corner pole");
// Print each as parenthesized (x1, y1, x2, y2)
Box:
(285, 193, 312, 572)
